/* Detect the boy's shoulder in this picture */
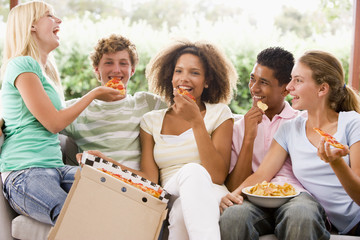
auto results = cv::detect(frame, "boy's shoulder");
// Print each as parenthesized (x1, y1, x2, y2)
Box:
(133, 91, 161, 100)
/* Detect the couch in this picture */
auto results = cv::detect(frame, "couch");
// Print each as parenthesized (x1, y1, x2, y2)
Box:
(0, 134, 359, 239)
(0, 134, 78, 240)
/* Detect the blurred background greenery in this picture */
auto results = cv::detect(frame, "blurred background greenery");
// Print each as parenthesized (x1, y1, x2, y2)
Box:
(0, 0, 354, 113)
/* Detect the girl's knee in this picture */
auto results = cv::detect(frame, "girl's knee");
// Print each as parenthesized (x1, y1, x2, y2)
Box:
(179, 163, 209, 178)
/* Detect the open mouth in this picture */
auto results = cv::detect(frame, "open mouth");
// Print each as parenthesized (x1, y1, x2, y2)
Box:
(177, 85, 193, 93)
(109, 76, 123, 81)
(53, 28, 60, 35)
(253, 95, 265, 102)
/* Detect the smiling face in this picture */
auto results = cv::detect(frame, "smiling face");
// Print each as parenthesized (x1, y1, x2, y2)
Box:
(249, 63, 287, 114)
(95, 50, 135, 87)
(287, 61, 319, 110)
(31, 11, 61, 53)
(172, 53, 207, 103)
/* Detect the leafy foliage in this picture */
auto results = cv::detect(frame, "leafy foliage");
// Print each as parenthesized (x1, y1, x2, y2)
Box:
(56, 44, 98, 99)
(0, 0, 354, 114)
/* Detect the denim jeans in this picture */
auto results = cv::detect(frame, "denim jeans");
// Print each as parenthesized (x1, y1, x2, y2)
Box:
(2, 166, 80, 225)
(219, 192, 330, 240)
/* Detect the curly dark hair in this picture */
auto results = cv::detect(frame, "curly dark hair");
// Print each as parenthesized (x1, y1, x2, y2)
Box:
(145, 39, 238, 105)
(256, 47, 294, 86)
(90, 34, 139, 79)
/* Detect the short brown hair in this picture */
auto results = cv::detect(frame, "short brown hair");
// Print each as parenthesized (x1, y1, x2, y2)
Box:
(90, 34, 139, 78)
(146, 39, 238, 104)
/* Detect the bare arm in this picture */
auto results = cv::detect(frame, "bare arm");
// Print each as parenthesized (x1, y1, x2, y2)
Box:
(234, 140, 288, 194)
(193, 118, 233, 185)
(220, 140, 288, 212)
(138, 129, 160, 183)
(226, 106, 263, 191)
(16, 72, 123, 133)
(171, 91, 233, 185)
(318, 139, 360, 205)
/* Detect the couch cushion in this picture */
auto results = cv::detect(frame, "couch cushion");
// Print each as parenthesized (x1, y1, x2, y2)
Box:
(12, 215, 51, 240)
(0, 174, 18, 240)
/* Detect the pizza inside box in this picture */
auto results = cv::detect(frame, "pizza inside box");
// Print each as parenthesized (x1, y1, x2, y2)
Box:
(48, 152, 169, 240)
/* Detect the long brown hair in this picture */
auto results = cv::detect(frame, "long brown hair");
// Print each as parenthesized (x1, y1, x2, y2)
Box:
(299, 50, 360, 113)
(146, 39, 238, 105)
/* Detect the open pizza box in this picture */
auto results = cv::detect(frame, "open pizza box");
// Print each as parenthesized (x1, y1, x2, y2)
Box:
(48, 153, 169, 240)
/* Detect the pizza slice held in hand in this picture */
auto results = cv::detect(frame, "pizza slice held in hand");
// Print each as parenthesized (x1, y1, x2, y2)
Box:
(313, 127, 345, 149)
(105, 77, 126, 95)
(177, 87, 196, 102)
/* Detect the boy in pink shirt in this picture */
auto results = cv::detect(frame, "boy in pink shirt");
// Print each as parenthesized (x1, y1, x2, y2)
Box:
(220, 47, 330, 240)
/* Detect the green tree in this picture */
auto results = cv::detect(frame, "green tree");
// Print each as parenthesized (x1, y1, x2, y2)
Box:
(0, 0, 354, 113)
(274, 7, 313, 39)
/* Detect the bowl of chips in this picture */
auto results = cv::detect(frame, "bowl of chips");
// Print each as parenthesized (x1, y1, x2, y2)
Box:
(242, 181, 300, 208)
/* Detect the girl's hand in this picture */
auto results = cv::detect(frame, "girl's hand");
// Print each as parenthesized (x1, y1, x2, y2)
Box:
(91, 86, 126, 102)
(317, 137, 350, 163)
(219, 192, 243, 214)
(172, 88, 201, 122)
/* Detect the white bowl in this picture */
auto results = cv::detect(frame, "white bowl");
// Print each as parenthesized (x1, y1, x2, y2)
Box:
(242, 186, 300, 208)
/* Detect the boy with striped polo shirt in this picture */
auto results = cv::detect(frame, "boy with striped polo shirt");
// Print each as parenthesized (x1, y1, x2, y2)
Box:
(64, 34, 167, 170)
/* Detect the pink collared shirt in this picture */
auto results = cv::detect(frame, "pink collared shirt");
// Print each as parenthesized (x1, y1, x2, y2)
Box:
(230, 101, 306, 191)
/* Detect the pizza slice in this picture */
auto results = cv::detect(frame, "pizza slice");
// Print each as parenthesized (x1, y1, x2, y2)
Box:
(177, 87, 196, 102)
(105, 77, 126, 95)
(313, 127, 345, 149)
(257, 100, 268, 111)
(98, 168, 163, 198)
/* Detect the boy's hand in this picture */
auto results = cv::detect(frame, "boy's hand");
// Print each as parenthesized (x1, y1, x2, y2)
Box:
(243, 106, 263, 141)
(76, 150, 111, 165)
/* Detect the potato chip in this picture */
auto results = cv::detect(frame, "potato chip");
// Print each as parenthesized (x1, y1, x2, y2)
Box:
(248, 181, 297, 197)
(257, 101, 268, 111)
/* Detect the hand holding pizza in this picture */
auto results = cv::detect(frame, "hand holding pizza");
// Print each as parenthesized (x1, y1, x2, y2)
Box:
(177, 87, 196, 102)
(314, 128, 349, 164)
(172, 88, 201, 123)
(90, 86, 125, 102)
(105, 77, 126, 95)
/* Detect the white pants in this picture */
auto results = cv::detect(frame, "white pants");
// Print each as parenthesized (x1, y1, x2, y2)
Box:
(163, 163, 229, 240)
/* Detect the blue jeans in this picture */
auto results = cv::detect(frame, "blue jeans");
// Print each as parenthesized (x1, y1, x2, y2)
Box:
(2, 166, 79, 225)
(219, 192, 330, 240)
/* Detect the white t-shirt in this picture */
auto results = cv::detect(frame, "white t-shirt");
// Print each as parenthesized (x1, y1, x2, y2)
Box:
(140, 103, 233, 186)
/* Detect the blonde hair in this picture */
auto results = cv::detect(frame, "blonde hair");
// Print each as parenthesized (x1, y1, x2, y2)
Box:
(146, 39, 238, 105)
(299, 50, 360, 113)
(1, 1, 62, 93)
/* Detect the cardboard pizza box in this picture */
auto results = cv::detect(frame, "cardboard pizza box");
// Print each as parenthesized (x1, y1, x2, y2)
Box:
(79, 152, 169, 203)
(48, 165, 168, 240)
